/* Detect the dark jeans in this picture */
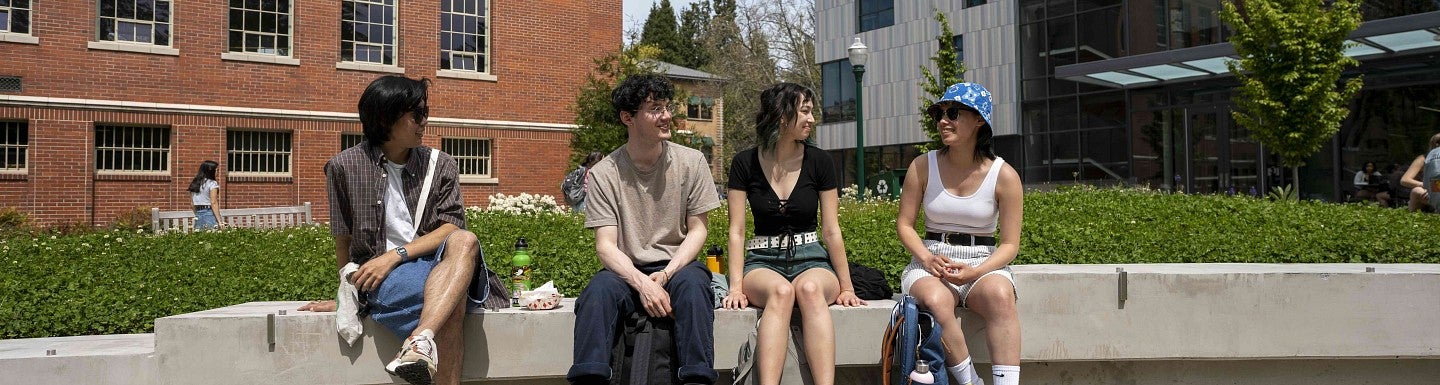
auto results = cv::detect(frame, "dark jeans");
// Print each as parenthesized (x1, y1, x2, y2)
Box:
(568, 260, 716, 384)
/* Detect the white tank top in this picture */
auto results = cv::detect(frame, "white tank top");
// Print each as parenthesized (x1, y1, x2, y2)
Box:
(923, 151, 1003, 235)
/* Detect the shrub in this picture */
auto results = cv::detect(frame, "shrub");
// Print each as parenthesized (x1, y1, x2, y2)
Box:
(110, 206, 154, 231)
(6, 187, 1439, 338)
(0, 207, 33, 238)
(484, 193, 566, 215)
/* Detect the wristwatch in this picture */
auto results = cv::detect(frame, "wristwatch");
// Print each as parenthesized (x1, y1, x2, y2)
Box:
(395, 246, 409, 261)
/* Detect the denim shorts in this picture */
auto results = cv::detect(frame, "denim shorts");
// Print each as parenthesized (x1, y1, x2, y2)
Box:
(193, 207, 218, 230)
(743, 241, 834, 281)
(368, 233, 488, 337)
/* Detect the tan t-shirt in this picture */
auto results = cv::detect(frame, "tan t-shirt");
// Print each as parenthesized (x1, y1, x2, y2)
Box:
(584, 142, 722, 264)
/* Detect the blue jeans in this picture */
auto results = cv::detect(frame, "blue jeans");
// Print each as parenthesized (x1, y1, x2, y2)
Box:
(568, 261, 716, 383)
(194, 207, 218, 230)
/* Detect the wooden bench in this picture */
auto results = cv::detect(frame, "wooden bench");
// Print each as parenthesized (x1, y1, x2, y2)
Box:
(151, 202, 313, 233)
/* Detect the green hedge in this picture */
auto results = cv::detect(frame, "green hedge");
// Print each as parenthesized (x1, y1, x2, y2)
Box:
(4, 188, 1439, 338)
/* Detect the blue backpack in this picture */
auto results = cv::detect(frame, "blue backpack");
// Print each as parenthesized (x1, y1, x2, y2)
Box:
(882, 295, 949, 385)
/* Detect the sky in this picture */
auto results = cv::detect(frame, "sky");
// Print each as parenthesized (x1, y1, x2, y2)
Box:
(622, 0, 701, 43)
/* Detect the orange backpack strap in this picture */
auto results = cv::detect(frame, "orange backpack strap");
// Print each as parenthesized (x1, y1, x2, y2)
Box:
(880, 312, 904, 385)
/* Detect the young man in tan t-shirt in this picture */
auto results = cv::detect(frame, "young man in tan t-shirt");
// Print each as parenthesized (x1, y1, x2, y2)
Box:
(567, 74, 722, 385)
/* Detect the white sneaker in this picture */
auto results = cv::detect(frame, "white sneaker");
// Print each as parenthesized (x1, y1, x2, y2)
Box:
(385, 334, 438, 385)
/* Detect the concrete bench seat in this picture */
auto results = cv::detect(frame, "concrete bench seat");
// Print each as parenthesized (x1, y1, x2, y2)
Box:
(4, 264, 1439, 384)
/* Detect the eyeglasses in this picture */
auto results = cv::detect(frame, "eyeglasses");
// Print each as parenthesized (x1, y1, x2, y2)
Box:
(637, 103, 675, 115)
(928, 106, 969, 122)
(410, 105, 429, 123)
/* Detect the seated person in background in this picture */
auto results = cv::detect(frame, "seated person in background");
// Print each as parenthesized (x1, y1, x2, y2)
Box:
(1400, 133, 1440, 212)
(1353, 161, 1390, 206)
(568, 74, 723, 385)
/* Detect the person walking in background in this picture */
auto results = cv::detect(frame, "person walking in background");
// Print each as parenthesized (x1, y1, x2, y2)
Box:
(1353, 161, 1390, 206)
(568, 74, 722, 385)
(721, 83, 865, 385)
(299, 75, 488, 385)
(1400, 133, 1440, 212)
(897, 83, 1023, 385)
(563, 151, 605, 213)
(188, 160, 222, 230)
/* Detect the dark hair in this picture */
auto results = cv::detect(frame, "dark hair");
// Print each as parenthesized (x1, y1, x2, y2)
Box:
(1363, 162, 1376, 173)
(583, 151, 605, 168)
(935, 103, 996, 161)
(753, 83, 815, 153)
(358, 75, 430, 146)
(188, 160, 219, 193)
(611, 74, 674, 120)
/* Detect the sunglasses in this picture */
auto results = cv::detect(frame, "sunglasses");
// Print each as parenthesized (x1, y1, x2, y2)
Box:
(928, 106, 972, 122)
(410, 105, 429, 123)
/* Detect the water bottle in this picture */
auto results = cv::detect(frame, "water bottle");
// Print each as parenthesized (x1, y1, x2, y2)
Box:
(705, 244, 723, 273)
(909, 360, 935, 384)
(510, 237, 532, 307)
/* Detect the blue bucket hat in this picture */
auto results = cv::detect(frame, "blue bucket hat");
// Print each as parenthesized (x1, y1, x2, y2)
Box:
(927, 82, 993, 128)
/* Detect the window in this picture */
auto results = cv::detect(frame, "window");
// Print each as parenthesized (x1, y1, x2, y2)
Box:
(686, 97, 714, 121)
(98, 0, 172, 45)
(229, 0, 292, 56)
(341, 133, 366, 150)
(966, 0, 988, 8)
(341, 0, 396, 65)
(1, 0, 32, 34)
(821, 59, 857, 123)
(95, 125, 170, 173)
(952, 34, 965, 68)
(857, 0, 893, 33)
(227, 130, 292, 175)
(440, 0, 490, 72)
(0, 121, 26, 173)
(442, 138, 492, 180)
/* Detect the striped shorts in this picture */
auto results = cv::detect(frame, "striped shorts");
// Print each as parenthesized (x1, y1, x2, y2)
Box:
(899, 240, 1016, 308)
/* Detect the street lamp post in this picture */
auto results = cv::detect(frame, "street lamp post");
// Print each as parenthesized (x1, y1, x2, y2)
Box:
(848, 38, 869, 199)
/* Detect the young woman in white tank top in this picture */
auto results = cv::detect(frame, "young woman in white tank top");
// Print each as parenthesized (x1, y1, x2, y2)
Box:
(896, 83, 1024, 385)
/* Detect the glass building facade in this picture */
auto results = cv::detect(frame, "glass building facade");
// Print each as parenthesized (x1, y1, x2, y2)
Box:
(1016, 0, 1440, 201)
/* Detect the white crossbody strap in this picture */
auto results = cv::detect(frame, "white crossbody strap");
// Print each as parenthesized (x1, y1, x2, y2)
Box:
(414, 148, 439, 232)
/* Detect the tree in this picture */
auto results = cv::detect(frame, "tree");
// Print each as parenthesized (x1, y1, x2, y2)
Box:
(640, 0, 687, 66)
(568, 45, 663, 167)
(1219, 0, 1363, 196)
(915, 10, 967, 153)
(675, 1, 713, 69)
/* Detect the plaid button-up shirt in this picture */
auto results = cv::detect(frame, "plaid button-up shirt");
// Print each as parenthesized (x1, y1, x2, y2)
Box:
(325, 143, 467, 265)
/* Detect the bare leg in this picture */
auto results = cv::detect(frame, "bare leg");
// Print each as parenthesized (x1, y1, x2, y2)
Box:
(743, 269, 796, 385)
(908, 277, 971, 364)
(964, 275, 1020, 366)
(792, 269, 840, 385)
(418, 230, 480, 385)
(433, 299, 466, 385)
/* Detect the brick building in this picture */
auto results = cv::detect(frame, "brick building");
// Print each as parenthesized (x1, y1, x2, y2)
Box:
(0, 0, 620, 226)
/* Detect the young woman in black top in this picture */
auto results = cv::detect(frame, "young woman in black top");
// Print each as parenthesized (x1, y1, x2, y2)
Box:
(721, 83, 865, 385)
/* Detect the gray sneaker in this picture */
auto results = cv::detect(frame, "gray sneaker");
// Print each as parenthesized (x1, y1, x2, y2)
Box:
(385, 334, 438, 385)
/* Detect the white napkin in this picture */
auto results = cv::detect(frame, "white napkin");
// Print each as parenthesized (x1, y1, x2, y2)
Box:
(337, 262, 363, 346)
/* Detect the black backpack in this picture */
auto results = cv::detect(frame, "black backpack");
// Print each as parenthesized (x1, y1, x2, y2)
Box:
(849, 262, 894, 300)
(561, 167, 588, 207)
(609, 313, 678, 385)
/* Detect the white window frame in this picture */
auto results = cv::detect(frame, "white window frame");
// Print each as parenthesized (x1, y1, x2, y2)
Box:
(226, 129, 293, 177)
(340, 132, 366, 151)
(0, 121, 27, 174)
(94, 124, 171, 175)
(442, 137, 495, 183)
(222, 0, 299, 65)
(96, 0, 173, 46)
(436, 0, 496, 81)
(0, 0, 37, 44)
(338, 0, 400, 69)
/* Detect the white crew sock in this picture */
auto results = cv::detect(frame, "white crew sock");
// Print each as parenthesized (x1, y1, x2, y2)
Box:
(991, 364, 1019, 385)
(947, 357, 982, 385)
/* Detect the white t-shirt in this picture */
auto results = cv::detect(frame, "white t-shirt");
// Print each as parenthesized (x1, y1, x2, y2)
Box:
(383, 161, 416, 251)
(191, 179, 219, 206)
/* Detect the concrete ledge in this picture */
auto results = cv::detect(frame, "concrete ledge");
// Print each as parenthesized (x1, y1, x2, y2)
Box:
(4, 264, 1438, 385)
